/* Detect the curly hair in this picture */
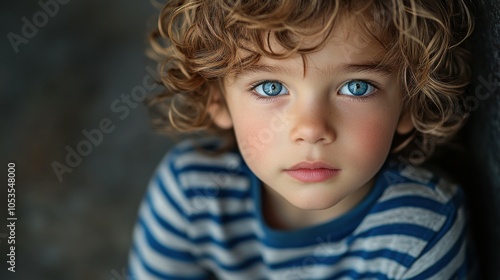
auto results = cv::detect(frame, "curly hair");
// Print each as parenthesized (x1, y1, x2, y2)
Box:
(147, 0, 474, 161)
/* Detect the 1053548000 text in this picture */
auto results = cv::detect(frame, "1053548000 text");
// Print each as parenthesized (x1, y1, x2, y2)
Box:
(7, 162, 17, 273)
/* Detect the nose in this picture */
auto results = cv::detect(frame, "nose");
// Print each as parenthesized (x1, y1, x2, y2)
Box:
(289, 98, 336, 144)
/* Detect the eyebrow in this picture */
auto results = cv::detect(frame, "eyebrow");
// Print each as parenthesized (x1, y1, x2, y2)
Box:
(235, 61, 394, 78)
(235, 65, 296, 77)
(336, 63, 394, 76)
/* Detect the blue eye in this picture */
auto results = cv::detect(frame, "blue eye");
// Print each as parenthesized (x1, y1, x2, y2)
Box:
(253, 81, 288, 97)
(339, 80, 376, 97)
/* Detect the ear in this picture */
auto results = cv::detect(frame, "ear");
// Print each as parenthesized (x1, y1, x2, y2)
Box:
(396, 107, 414, 135)
(208, 92, 233, 129)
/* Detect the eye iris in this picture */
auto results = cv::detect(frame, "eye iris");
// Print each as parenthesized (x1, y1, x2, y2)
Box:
(263, 82, 282, 96)
(348, 81, 368, 96)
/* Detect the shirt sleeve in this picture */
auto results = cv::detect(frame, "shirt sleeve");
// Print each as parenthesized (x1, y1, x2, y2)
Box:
(128, 152, 209, 280)
(401, 194, 471, 280)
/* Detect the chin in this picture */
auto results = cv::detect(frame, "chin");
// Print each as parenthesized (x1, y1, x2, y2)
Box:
(289, 194, 343, 211)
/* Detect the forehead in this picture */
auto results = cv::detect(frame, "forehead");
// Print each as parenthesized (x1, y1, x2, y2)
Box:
(312, 17, 388, 68)
(234, 16, 392, 78)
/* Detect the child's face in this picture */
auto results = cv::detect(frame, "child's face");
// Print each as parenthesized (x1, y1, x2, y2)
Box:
(213, 20, 413, 216)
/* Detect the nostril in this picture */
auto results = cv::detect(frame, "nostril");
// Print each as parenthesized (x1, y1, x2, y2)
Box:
(292, 127, 335, 144)
(288, 107, 336, 144)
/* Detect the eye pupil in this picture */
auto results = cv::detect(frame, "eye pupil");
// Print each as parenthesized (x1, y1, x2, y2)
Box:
(348, 81, 368, 96)
(263, 82, 282, 96)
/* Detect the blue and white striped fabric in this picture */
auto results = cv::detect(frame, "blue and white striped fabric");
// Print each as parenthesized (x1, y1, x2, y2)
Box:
(128, 139, 473, 279)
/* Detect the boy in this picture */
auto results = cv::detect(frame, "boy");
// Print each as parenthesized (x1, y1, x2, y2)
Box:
(129, 0, 476, 279)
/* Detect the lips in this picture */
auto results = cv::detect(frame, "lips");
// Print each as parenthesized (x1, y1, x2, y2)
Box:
(284, 161, 340, 183)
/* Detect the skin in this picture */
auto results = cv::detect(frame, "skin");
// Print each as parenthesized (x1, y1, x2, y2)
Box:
(209, 19, 414, 230)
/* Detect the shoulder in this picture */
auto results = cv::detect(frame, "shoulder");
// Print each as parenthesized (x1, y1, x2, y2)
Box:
(358, 162, 470, 278)
(161, 138, 248, 185)
(163, 138, 242, 170)
(375, 161, 463, 215)
(153, 138, 254, 216)
(372, 161, 465, 236)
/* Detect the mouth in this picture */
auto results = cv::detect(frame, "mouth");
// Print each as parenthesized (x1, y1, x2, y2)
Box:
(284, 161, 341, 183)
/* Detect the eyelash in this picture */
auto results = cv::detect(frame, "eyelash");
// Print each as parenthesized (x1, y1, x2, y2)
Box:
(249, 80, 285, 102)
(248, 79, 381, 102)
(341, 79, 381, 102)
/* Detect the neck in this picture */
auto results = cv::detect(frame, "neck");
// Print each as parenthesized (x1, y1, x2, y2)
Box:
(261, 179, 374, 230)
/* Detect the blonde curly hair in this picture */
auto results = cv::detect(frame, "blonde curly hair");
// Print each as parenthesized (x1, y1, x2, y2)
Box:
(147, 0, 474, 161)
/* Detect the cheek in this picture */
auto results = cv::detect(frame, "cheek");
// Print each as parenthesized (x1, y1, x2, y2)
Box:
(232, 110, 278, 160)
(345, 110, 398, 165)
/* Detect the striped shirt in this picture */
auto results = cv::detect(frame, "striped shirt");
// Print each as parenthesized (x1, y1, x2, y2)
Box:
(128, 139, 473, 279)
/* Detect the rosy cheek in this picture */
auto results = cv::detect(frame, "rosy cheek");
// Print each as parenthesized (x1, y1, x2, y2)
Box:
(237, 108, 279, 139)
(233, 114, 274, 159)
(348, 115, 396, 164)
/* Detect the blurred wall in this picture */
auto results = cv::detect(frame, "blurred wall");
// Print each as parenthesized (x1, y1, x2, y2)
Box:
(1, 1, 174, 279)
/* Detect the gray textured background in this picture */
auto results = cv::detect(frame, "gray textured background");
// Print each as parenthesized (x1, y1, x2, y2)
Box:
(463, 0, 500, 278)
(1, 1, 173, 279)
(0, 0, 499, 279)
